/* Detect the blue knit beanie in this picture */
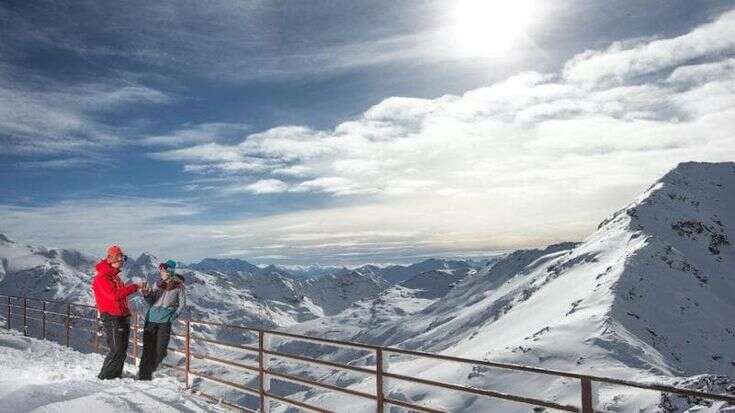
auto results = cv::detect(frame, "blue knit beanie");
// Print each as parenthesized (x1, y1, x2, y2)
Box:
(159, 259, 177, 274)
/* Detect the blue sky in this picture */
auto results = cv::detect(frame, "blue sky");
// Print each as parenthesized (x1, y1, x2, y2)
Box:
(1, 0, 734, 264)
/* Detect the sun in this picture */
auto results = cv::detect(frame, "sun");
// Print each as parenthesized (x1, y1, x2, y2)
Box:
(451, 0, 533, 56)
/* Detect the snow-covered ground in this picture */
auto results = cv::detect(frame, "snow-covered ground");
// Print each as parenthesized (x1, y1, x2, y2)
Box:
(0, 329, 223, 413)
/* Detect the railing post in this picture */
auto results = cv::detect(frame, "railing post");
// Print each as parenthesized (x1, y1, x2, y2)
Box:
(42, 301, 46, 340)
(185, 319, 191, 389)
(93, 311, 100, 352)
(22, 298, 27, 336)
(65, 303, 71, 347)
(581, 376, 593, 413)
(376, 348, 385, 413)
(132, 313, 139, 363)
(259, 330, 268, 413)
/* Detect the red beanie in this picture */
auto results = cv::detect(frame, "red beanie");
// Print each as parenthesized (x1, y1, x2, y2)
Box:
(107, 245, 124, 257)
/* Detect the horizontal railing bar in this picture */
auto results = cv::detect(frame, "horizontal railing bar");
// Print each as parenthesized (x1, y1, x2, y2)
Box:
(190, 351, 260, 374)
(36, 310, 70, 318)
(168, 347, 185, 355)
(194, 390, 257, 413)
(384, 397, 446, 413)
(263, 329, 380, 352)
(0, 295, 94, 309)
(44, 320, 67, 327)
(265, 392, 335, 413)
(23, 307, 52, 313)
(7, 304, 26, 310)
(68, 324, 97, 332)
(191, 335, 259, 353)
(586, 376, 735, 403)
(381, 348, 735, 404)
(383, 346, 590, 380)
(187, 369, 261, 397)
(264, 348, 375, 375)
(383, 371, 578, 412)
(266, 368, 376, 401)
(69, 315, 97, 322)
(187, 318, 259, 334)
(161, 362, 187, 373)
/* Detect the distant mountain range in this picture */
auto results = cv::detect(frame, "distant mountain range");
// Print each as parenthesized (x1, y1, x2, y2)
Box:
(0, 233, 491, 329)
(185, 256, 487, 283)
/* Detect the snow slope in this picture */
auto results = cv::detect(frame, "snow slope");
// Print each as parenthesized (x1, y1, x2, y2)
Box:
(0, 236, 96, 302)
(0, 329, 223, 413)
(273, 161, 735, 412)
(288, 266, 476, 344)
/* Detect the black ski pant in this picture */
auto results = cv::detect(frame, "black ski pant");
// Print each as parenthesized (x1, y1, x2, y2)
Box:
(137, 321, 172, 380)
(98, 313, 131, 380)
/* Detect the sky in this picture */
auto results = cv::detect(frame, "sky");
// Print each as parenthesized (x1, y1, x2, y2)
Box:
(1, 0, 735, 264)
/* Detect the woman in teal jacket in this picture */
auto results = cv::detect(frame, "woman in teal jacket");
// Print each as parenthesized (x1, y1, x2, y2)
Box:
(137, 260, 187, 380)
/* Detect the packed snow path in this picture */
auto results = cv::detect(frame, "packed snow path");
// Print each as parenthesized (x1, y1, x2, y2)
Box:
(0, 330, 224, 413)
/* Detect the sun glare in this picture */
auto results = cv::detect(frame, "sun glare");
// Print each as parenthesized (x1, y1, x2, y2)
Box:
(452, 0, 533, 56)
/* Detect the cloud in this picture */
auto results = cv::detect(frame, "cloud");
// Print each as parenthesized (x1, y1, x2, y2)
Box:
(0, 197, 202, 257)
(152, 143, 245, 163)
(157, 10, 735, 208)
(140, 122, 251, 147)
(0, 72, 174, 156)
(563, 10, 735, 85)
(666, 58, 735, 86)
(0, 1, 463, 84)
(291, 177, 378, 196)
(229, 179, 290, 195)
(16, 156, 107, 169)
(127, 11, 735, 264)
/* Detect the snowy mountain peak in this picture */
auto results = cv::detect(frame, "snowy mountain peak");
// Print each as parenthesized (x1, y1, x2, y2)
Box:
(188, 257, 261, 274)
(133, 252, 160, 266)
(284, 162, 735, 412)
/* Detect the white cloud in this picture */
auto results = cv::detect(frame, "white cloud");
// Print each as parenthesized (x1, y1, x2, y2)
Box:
(16, 157, 106, 169)
(666, 58, 735, 86)
(291, 177, 379, 196)
(141, 122, 250, 147)
(132, 11, 735, 263)
(563, 10, 735, 85)
(0, 73, 173, 156)
(231, 179, 290, 195)
(0, 197, 202, 258)
(152, 143, 245, 163)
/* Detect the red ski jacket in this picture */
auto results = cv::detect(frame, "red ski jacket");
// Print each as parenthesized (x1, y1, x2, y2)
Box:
(91, 260, 138, 316)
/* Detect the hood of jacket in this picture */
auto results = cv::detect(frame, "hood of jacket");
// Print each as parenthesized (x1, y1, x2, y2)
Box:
(95, 259, 120, 279)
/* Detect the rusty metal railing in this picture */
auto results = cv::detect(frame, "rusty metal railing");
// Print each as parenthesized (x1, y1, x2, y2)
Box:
(2, 294, 734, 412)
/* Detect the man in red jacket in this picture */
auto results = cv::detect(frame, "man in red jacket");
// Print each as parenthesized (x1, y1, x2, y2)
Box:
(92, 245, 144, 380)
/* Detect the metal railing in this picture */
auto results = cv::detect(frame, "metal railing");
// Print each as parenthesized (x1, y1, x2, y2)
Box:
(1, 294, 734, 412)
